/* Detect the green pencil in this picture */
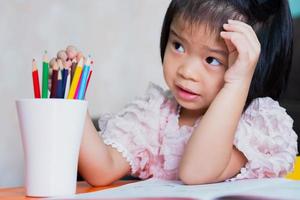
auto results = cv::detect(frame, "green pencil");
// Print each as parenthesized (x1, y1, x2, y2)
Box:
(42, 51, 49, 98)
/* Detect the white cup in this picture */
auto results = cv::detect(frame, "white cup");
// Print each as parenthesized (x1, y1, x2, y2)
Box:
(16, 99, 88, 197)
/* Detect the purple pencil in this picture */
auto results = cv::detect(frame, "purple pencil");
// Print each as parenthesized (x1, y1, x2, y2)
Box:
(50, 62, 58, 98)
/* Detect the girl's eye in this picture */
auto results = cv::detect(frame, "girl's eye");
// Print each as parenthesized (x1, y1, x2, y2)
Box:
(206, 57, 221, 66)
(173, 42, 185, 53)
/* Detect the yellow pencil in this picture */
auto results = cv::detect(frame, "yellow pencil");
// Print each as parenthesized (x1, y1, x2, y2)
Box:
(67, 58, 83, 99)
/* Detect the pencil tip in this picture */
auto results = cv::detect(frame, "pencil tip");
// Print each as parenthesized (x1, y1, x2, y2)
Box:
(32, 59, 37, 70)
(43, 51, 49, 62)
(78, 57, 84, 65)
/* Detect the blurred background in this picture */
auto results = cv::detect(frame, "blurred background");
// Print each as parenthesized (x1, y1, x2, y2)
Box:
(0, 0, 299, 187)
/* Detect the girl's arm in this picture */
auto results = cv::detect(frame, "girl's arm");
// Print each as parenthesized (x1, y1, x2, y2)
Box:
(78, 112, 130, 186)
(179, 20, 260, 184)
(179, 83, 249, 184)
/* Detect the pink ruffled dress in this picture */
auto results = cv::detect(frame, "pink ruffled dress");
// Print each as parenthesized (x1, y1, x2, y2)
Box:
(98, 83, 298, 181)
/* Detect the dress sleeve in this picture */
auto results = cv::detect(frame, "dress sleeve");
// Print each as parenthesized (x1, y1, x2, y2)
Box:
(98, 83, 167, 179)
(230, 97, 298, 181)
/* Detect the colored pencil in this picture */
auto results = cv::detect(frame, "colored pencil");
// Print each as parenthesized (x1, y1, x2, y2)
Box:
(77, 57, 91, 100)
(56, 69, 63, 98)
(70, 59, 77, 84)
(61, 67, 68, 98)
(64, 69, 71, 99)
(74, 70, 83, 99)
(84, 69, 93, 99)
(32, 59, 41, 98)
(67, 58, 83, 99)
(56, 60, 64, 98)
(42, 51, 49, 98)
(50, 62, 58, 98)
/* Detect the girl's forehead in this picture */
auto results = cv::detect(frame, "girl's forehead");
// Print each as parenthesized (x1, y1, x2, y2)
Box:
(171, 16, 223, 43)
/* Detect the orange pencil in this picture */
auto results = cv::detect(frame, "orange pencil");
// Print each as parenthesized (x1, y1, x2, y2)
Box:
(32, 59, 41, 98)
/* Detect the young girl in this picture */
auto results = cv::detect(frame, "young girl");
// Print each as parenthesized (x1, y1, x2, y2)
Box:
(60, 0, 298, 185)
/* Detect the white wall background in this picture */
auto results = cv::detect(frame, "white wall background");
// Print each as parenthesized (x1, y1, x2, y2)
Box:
(0, 0, 171, 187)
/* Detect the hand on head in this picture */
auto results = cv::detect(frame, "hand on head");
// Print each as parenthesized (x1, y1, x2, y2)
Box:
(220, 20, 261, 86)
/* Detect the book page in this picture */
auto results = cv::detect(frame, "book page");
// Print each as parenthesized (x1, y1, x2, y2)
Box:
(49, 178, 300, 200)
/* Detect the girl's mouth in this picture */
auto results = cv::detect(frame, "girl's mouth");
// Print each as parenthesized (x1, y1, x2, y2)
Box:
(176, 85, 200, 101)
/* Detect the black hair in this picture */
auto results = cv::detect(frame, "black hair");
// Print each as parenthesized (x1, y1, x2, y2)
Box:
(160, 0, 293, 109)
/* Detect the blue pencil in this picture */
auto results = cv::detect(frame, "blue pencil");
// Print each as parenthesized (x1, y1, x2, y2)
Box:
(61, 68, 68, 98)
(56, 69, 63, 98)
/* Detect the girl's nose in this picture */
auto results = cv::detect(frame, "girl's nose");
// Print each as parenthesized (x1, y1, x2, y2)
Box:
(177, 57, 202, 81)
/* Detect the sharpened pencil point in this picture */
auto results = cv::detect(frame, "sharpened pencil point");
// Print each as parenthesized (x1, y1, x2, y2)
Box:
(43, 51, 49, 62)
(32, 59, 38, 71)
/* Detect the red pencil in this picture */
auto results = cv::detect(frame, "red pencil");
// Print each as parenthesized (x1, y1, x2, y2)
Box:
(32, 59, 41, 98)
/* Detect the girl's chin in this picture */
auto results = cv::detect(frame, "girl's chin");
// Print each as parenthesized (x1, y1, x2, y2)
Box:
(175, 98, 207, 113)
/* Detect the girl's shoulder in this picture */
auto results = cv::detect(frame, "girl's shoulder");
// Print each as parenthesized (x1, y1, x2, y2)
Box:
(231, 97, 298, 181)
(246, 97, 282, 109)
(243, 97, 293, 122)
(240, 97, 296, 135)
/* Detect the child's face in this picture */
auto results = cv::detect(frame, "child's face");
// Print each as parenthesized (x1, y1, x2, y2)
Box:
(163, 18, 228, 115)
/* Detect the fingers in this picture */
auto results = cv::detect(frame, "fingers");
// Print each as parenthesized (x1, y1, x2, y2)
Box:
(220, 20, 261, 65)
(221, 31, 249, 67)
(229, 20, 260, 47)
(221, 35, 236, 54)
(223, 20, 260, 53)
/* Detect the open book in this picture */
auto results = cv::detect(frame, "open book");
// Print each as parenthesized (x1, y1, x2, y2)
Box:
(50, 178, 300, 200)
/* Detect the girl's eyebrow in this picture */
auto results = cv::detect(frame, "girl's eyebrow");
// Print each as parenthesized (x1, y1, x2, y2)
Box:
(205, 46, 228, 57)
(170, 28, 188, 43)
(170, 28, 228, 57)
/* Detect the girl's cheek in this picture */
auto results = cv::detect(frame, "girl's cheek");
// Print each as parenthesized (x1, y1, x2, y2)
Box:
(163, 51, 173, 66)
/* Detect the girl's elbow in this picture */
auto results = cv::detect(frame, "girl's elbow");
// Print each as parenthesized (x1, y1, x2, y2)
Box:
(85, 174, 115, 187)
(179, 170, 209, 185)
(80, 167, 116, 187)
(178, 166, 220, 185)
(178, 170, 197, 185)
